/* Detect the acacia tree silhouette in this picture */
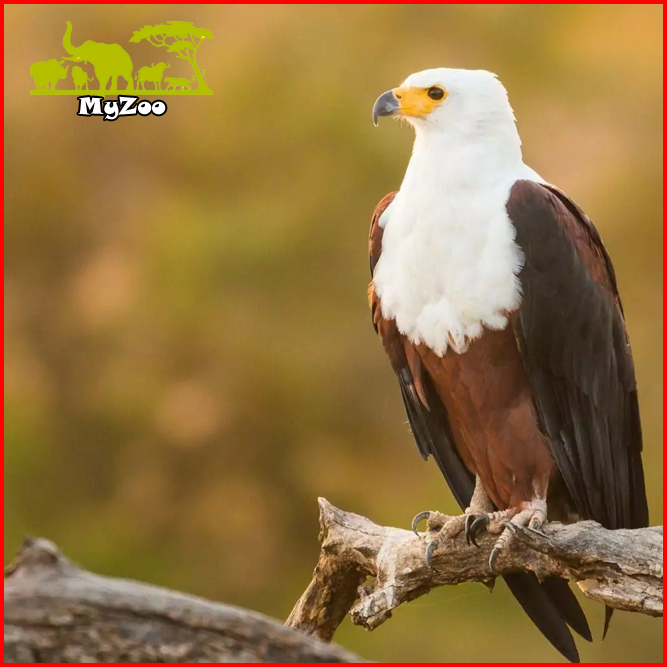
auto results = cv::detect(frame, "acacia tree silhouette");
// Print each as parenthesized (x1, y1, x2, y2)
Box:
(130, 21, 212, 93)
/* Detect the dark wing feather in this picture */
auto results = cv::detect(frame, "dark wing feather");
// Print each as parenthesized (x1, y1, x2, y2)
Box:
(507, 180, 648, 531)
(398, 371, 474, 506)
(369, 193, 583, 663)
(540, 576, 593, 642)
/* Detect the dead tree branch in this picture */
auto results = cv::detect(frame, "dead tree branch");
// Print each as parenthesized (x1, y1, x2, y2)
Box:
(286, 498, 662, 641)
(4, 538, 363, 663)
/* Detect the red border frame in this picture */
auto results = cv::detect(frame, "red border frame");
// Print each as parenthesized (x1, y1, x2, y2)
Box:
(3, 3, 664, 665)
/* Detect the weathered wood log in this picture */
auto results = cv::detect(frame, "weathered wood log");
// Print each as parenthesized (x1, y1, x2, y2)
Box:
(4, 538, 363, 663)
(286, 498, 662, 641)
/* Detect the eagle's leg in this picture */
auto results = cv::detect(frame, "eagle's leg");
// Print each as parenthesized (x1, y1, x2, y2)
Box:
(412, 475, 495, 567)
(487, 498, 548, 574)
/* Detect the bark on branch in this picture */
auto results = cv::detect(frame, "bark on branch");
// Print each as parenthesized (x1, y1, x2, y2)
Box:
(286, 498, 662, 642)
(4, 538, 362, 663)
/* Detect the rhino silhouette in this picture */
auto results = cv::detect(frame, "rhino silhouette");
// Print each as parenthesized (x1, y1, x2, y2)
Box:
(30, 59, 69, 92)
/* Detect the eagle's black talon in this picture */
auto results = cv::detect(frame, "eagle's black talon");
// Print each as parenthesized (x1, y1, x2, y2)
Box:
(464, 513, 481, 546)
(468, 515, 490, 547)
(525, 525, 549, 539)
(411, 511, 431, 536)
(489, 547, 500, 574)
(464, 513, 475, 546)
(527, 518, 548, 536)
(425, 541, 438, 568)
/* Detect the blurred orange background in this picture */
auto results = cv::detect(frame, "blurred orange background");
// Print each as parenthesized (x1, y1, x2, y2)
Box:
(5, 4, 662, 662)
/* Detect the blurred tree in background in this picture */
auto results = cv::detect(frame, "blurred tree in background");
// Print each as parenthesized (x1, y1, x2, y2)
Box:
(5, 5, 662, 662)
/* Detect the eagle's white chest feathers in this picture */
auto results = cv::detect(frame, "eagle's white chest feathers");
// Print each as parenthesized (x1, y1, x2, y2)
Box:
(373, 164, 537, 356)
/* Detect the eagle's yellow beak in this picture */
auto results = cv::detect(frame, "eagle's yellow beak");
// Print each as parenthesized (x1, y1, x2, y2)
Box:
(372, 86, 447, 126)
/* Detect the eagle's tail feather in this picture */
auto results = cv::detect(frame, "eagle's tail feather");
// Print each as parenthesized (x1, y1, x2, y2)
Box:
(602, 605, 614, 640)
(504, 572, 580, 663)
(540, 576, 592, 642)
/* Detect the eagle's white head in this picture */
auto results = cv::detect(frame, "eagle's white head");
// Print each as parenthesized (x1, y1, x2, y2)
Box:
(373, 68, 522, 161)
(371, 69, 539, 355)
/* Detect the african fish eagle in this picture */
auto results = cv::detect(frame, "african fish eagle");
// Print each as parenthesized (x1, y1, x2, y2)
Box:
(369, 68, 648, 663)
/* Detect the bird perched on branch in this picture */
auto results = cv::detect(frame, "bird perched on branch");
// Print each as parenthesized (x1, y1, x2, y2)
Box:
(369, 68, 648, 663)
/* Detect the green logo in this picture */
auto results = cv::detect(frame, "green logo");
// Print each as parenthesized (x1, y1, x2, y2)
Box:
(30, 20, 213, 95)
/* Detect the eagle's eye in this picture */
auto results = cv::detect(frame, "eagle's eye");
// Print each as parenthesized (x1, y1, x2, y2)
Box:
(427, 86, 445, 100)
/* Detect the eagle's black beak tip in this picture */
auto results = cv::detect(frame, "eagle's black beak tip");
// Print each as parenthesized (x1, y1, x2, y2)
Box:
(372, 90, 399, 127)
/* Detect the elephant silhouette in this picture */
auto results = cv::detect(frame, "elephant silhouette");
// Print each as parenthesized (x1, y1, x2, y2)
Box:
(71, 65, 92, 92)
(62, 21, 133, 93)
(135, 62, 170, 91)
(30, 59, 69, 92)
(164, 75, 195, 91)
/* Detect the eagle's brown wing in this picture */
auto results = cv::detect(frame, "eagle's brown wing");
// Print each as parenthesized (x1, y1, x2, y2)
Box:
(508, 181, 649, 639)
(507, 180, 648, 532)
